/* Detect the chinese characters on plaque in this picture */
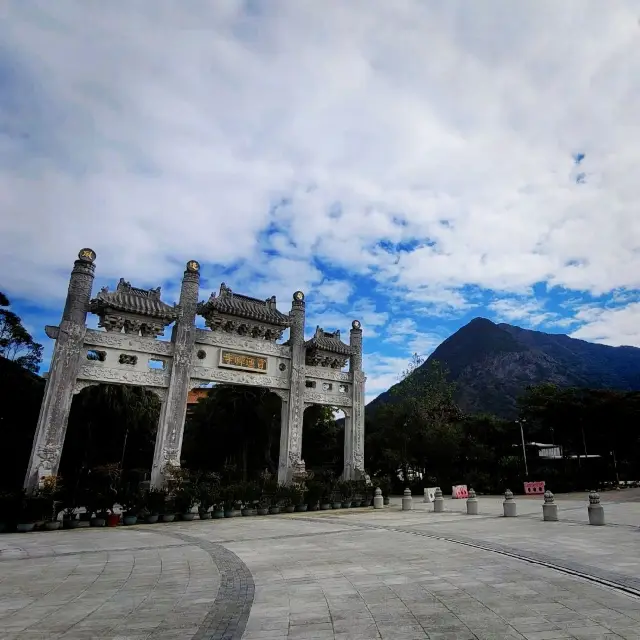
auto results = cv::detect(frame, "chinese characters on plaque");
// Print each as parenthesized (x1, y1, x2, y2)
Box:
(219, 350, 268, 373)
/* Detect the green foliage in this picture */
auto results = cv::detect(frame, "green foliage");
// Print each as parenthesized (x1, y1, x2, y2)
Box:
(0, 292, 43, 373)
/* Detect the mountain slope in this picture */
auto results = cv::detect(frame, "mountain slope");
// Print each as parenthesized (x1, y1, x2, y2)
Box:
(367, 318, 640, 419)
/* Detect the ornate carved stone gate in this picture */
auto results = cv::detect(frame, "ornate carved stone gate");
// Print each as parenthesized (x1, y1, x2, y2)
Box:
(24, 249, 366, 491)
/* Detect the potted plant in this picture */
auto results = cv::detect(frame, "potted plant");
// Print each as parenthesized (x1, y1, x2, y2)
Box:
(118, 485, 141, 525)
(269, 484, 285, 514)
(304, 479, 321, 511)
(174, 484, 197, 521)
(256, 495, 271, 516)
(291, 485, 307, 512)
(222, 485, 240, 518)
(41, 476, 63, 531)
(159, 494, 177, 522)
(140, 488, 167, 524)
(240, 482, 259, 516)
(16, 490, 48, 532)
(195, 472, 220, 520)
(211, 486, 225, 519)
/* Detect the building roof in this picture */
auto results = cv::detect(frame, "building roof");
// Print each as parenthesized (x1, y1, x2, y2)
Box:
(198, 283, 291, 326)
(304, 327, 353, 355)
(90, 279, 179, 320)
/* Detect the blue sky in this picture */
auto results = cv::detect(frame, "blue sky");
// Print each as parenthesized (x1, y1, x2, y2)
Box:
(2, 1, 640, 403)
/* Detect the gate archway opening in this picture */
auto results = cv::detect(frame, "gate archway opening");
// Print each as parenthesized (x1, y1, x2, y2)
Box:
(182, 383, 284, 481)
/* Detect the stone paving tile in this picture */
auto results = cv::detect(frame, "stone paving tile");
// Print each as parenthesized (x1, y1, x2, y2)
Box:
(1, 493, 639, 639)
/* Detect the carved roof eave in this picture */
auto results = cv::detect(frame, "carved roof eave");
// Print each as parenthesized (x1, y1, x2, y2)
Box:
(197, 283, 291, 327)
(89, 296, 179, 323)
(304, 338, 353, 356)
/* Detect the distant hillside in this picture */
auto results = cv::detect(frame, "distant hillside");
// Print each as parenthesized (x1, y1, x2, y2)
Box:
(367, 318, 640, 419)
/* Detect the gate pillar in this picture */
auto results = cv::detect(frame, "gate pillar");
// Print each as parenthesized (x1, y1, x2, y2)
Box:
(150, 260, 200, 487)
(24, 249, 96, 491)
(343, 320, 365, 480)
(277, 291, 306, 484)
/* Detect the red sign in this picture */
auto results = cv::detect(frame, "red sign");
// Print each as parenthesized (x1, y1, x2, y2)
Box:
(452, 485, 468, 499)
(524, 481, 545, 495)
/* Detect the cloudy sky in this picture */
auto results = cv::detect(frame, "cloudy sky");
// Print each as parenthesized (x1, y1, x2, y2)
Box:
(2, 1, 640, 402)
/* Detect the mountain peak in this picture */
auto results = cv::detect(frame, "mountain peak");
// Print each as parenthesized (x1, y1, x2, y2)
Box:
(367, 321, 640, 419)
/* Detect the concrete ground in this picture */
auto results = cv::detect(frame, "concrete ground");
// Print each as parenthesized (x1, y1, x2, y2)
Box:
(1, 491, 639, 640)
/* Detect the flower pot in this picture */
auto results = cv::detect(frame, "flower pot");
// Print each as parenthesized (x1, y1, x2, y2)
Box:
(284, 505, 295, 513)
(90, 517, 106, 527)
(241, 508, 256, 517)
(159, 514, 175, 523)
(198, 511, 211, 520)
(17, 523, 35, 533)
(342, 501, 351, 508)
(79, 513, 92, 522)
(224, 510, 235, 518)
(70, 519, 84, 529)
(295, 504, 308, 512)
(360, 500, 369, 508)
(257, 508, 269, 516)
(123, 515, 138, 526)
(383, 497, 390, 505)
(269, 506, 281, 514)
(332, 502, 342, 509)
(212, 510, 225, 519)
(62, 518, 75, 529)
(45, 521, 61, 531)
(181, 513, 196, 521)
(106, 514, 120, 527)
(308, 503, 319, 511)
(320, 503, 332, 510)
(145, 514, 159, 524)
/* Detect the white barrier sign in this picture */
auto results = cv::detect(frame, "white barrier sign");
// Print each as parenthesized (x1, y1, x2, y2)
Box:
(424, 487, 437, 503)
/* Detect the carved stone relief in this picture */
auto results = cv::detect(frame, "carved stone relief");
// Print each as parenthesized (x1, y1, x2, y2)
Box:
(195, 329, 291, 358)
(305, 366, 350, 382)
(73, 380, 101, 395)
(269, 389, 290, 402)
(148, 387, 168, 402)
(191, 365, 290, 389)
(78, 363, 170, 387)
(84, 329, 174, 356)
(303, 390, 352, 407)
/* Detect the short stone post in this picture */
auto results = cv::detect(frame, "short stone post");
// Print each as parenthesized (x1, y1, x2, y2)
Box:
(402, 488, 413, 511)
(466, 488, 478, 515)
(588, 491, 605, 526)
(503, 489, 516, 517)
(542, 490, 558, 522)
(433, 487, 444, 512)
(373, 487, 384, 509)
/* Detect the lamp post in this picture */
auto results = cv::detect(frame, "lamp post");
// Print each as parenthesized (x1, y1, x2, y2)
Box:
(517, 419, 529, 478)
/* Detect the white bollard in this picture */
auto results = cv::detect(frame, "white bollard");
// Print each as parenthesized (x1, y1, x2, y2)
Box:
(433, 487, 444, 512)
(588, 491, 605, 526)
(373, 487, 384, 509)
(466, 488, 478, 515)
(503, 489, 517, 517)
(402, 488, 413, 511)
(542, 490, 558, 522)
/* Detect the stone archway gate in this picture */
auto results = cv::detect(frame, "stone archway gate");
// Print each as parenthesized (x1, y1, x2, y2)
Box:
(24, 249, 366, 491)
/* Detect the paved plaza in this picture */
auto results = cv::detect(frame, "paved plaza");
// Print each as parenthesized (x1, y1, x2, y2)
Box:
(1, 491, 639, 640)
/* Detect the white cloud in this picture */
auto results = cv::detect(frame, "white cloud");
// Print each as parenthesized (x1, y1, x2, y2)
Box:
(2, 1, 640, 311)
(3, 0, 640, 396)
(570, 302, 640, 346)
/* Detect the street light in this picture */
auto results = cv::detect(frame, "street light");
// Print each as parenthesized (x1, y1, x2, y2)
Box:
(517, 418, 529, 477)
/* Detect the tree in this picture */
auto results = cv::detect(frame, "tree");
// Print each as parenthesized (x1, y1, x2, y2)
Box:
(0, 292, 43, 373)
(366, 354, 462, 485)
(60, 384, 161, 488)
